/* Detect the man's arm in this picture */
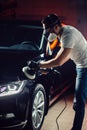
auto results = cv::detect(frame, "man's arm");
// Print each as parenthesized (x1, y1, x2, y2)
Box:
(39, 47, 72, 68)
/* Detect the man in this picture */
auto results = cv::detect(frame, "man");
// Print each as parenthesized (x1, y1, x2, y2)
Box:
(28, 14, 87, 130)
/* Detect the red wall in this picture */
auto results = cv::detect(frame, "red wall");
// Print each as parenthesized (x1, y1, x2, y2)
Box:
(16, 0, 77, 25)
(0, 0, 87, 38)
(16, 0, 87, 38)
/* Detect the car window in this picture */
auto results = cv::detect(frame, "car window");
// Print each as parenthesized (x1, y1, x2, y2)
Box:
(0, 21, 43, 51)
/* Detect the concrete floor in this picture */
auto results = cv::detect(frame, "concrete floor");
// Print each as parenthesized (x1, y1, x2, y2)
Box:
(41, 93, 87, 130)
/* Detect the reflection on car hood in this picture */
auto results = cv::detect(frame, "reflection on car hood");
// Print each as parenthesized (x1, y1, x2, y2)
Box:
(0, 48, 40, 84)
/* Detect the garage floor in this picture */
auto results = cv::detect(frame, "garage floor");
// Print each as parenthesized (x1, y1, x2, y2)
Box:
(41, 92, 87, 130)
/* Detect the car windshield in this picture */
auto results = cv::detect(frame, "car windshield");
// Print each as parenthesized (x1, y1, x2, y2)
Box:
(0, 20, 43, 51)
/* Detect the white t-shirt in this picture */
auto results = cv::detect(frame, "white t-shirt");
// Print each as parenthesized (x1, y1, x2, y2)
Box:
(60, 25, 87, 68)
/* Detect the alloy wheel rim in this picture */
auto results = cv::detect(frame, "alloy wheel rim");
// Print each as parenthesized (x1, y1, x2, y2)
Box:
(32, 90, 45, 128)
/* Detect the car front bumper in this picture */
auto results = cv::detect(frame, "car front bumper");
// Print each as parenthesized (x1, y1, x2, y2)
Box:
(0, 80, 31, 129)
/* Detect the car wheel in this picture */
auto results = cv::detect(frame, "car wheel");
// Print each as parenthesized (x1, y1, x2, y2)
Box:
(25, 83, 47, 130)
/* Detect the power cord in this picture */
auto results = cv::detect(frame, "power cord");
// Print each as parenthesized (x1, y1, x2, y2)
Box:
(56, 95, 67, 130)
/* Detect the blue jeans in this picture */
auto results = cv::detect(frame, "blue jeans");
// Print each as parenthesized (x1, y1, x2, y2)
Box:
(72, 68, 87, 130)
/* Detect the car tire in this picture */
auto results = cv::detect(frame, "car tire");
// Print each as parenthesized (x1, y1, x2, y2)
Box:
(25, 83, 47, 130)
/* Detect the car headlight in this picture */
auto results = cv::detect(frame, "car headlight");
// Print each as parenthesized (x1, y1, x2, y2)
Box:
(0, 80, 25, 97)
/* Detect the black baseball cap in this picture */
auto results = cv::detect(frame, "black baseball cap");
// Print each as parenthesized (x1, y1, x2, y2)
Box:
(41, 14, 61, 29)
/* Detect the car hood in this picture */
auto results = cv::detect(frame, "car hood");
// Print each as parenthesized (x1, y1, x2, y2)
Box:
(0, 48, 40, 84)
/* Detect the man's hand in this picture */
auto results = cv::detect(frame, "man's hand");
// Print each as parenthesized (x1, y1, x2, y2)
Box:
(27, 60, 40, 70)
